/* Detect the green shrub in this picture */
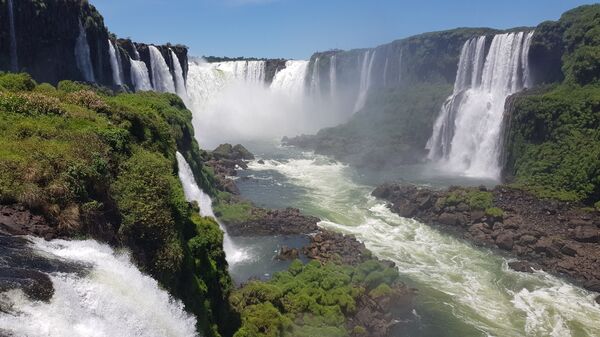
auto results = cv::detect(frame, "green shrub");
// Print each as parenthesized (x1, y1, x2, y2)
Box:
(0, 73, 36, 91)
(468, 191, 493, 210)
(0, 92, 64, 116)
(485, 207, 504, 218)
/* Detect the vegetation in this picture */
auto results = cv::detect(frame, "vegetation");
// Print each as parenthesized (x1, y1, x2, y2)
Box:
(438, 189, 495, 211)
(504, 5, 600, 205)
(0, 73, 236, 337)
(231, 259, 403, 337)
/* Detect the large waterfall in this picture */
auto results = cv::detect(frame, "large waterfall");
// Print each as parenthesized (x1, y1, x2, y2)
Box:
(176, 152, 248, 265)
(353, 50, 377, 113)
(186, 58, 333, 148)
(426, 31, 534, 178)
(7, 0, 18, 71)
(0, 238, 198, 337)
(130, 58, 153, 91)
(149, 46, 176, 93)
(108, 40, 124, 86)
(170, 49, 189, 104)
(309, 57, 321, 99)
(74, 19, 95, 83)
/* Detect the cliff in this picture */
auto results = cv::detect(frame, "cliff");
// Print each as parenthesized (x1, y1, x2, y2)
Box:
(0, 0, 188, 90)
(502, 4, 600, 206)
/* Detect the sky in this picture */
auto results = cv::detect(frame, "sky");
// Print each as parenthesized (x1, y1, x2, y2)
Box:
(93, 0, 597, 59)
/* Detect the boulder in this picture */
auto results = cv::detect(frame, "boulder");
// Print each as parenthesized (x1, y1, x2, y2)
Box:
(573, 226, 599, 243)
(560, 243, 579, 256)
(438, 213, 459, 226)
(508, 261, 534, 273)
(496, 233, 514, 250)
(519, 235, 537, 245)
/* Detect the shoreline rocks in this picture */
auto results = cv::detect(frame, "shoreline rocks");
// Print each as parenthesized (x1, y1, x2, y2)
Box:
(373, 183, 600, 294)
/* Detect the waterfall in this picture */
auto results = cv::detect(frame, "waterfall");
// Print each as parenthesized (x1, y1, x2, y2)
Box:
(383, 57, 389, 86)
(170, 49, 189, 105)
(108, 40, 124, 86)
(176, 152, 249, 265)
(329, 55, 337, 100)
(130, 58, 153, 91)
(426, 31, 535, 178)
(212, 60, 266, 84)
(270, 60, 309, 99)
(0, 238, 198, 337)
(132, 45, 141, 60)
(309, 57, 321, 99)
(7, 0, 18, 71)
(353, 50, 377, 113)
(149, 46, 176, 93)
(74, 19, 95, 83)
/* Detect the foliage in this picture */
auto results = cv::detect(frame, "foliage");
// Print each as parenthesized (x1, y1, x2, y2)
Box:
(485, 207, 504, 218)
(214, 192, 257, 224)
(438, 189, 494, 211)
(468, 191, 494, 210)
(0, 77, 235, 337)
(231, 259, 402, 337)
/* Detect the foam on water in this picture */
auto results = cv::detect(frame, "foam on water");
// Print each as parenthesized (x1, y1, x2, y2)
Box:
(0, 238, 198, 337)
(248, 152, 600, 337)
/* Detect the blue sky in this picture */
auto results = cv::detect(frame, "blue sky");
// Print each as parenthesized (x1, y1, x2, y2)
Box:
(93, 0, 597, 59)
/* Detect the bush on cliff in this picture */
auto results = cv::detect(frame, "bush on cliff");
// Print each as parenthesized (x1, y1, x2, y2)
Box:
(0, 77, 237, 337)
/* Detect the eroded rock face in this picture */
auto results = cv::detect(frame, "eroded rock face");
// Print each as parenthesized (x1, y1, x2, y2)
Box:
(373, 183, 600, 294)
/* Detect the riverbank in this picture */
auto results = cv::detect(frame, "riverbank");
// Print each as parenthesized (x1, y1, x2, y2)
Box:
(205, 144, 418, 337)
(373, 183, 600, 301)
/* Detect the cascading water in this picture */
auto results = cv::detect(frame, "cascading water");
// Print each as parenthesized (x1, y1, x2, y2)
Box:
(353, 50, 377, 113)
(130, 58, 153, 91)
(7, 0, 18, 71)
(426, 31, 534, 178)
(0, 238, 198, 337)
(108, 40, 123, 86)
(74, 19, 95, 83)
(132, 45, 141, 60)
(176, 152, 248, 265)
(309, 57, 321, 99)
(329, 55, 337, 100)
(170, 49, 189, 105)
(383, 57, 389, 86)
(149, 45, 176, 93)
(270, 60, 309, 99)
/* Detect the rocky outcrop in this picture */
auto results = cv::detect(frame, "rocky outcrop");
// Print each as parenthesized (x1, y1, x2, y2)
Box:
(0, 0, 188, 90)
(373, 183, 600, 294)
(303, 230, 372, 266)
(226, 207, 320, 236)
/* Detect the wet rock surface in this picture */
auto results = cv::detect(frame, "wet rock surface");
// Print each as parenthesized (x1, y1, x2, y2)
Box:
(0, 205, 56, 239)
(373, 183, 600, 294)
(227, 207, 320, 236)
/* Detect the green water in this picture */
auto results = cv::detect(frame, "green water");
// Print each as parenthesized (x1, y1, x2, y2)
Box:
(235, 141, 600, 337)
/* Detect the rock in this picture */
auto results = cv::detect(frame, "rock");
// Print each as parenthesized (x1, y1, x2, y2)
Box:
(584, 280, 600, 293)
(573, 226, 599, 243)
(393, 200, 418, 218)
(372, 185, 392, 199)
(534, 237, 562, 258)
(508, 261, 534, 273)
(277, 246, 299, 260)
(496, 233, 514, 250)
(438, 213, 459, 226)
(257, 159, 265, 165)
(212, 143, 255, 161)
(596, 296, 600, 306)
(560, 243, 579, 256)
(470, 210, 485, 222)
(519, 235, 537, 245)
(456, 202, 469, 212)
(227, 207, 320, 236)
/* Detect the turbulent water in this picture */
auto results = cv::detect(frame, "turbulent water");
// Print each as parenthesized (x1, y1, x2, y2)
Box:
(130, 58, 153, 91)
(0, 238, 198, 337)
(235, 143, 600, 337)
(108, 40, 124, 86)
(427, 32, 534, 179)
(7, 0, 18, 72)
(149, 46, 176, 93)
(74, 20, 95, 83)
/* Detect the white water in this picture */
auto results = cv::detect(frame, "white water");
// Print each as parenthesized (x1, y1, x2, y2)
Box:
(427, 32, 534, 179)
(383, 57, 389, 86)
(309, 57, 321, 99)
(149, 46, 176, 94)
(186, 58, 336, 148)
(132, 45, 141, 60)
(108, 40, 123, 86)
(247, 151, 600, 337)
(130, 58, 153, 91)
(0, 238, 198, 337)
(170, 49, 189, 105)
(329, 55, 337, 100)
(7, 0, 18, 71)
(353, 50, 377, 113)
(74, 19, 95, 83)
(175, 152, 249, 265)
